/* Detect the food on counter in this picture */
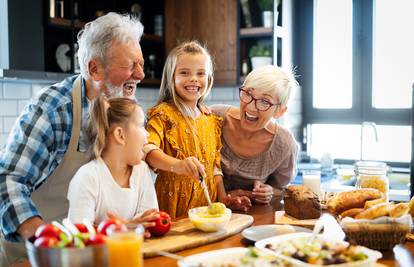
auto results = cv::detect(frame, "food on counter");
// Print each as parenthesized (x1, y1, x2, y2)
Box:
(189, 206, 232, 232)
(389, 202, 409, 218)
(327, 188, 382, 215)
(264, 237, 369, 265)
(364, 198, 385, 209)
(97, 218, 124, 236)
(74, 223, 89, 233)
(207, 202, 226, 216)
(30, 219, 129, 248)
(355, 202, 392, 220)
(284, 185, 321, 220)
(33, 236, 60, 248)
(340, 208, 364, 219)
(147, 211, 171, 237)
(358, 175, 388, 196)
(35, 224, 63, 240)
(408, 196, 414, 217)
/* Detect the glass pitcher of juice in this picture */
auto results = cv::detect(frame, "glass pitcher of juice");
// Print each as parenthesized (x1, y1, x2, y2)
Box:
(107, 224, 144, 267)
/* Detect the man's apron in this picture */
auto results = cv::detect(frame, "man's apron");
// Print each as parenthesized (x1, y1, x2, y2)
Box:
(0, 76, 91, 266)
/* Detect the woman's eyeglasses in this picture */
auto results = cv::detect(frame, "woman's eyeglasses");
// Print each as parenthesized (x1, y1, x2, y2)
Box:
(239, 88, 280, 111)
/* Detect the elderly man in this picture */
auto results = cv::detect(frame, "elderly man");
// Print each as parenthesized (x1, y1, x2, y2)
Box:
(0, 12, 145, 265)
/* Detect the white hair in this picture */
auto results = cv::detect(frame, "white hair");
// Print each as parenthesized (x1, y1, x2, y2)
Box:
(243, 65, 298, 106)
(77, 12, 144, 79)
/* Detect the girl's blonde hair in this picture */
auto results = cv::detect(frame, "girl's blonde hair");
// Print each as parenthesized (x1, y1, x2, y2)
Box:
(158, 40, 214, 118)
(86, 96, 140, 159)
(243, 65, 298, 106)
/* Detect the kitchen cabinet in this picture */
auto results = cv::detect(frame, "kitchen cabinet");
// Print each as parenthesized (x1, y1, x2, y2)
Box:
(43, 0, 165, 87)
(165, 0, 238, 86)
(239, 0, 293, 82)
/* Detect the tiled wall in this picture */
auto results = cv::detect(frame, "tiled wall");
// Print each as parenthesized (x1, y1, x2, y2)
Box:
(0, 80, 302, 149)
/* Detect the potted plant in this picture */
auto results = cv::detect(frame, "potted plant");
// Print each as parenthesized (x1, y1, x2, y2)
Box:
(258, 0, 280, 27)
(249, 44, 272, 70)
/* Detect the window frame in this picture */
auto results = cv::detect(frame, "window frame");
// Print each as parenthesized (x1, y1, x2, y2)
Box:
(296, 0, 411, 167)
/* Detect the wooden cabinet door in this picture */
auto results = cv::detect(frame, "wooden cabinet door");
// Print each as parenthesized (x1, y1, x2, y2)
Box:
(165, 0, 237, 85)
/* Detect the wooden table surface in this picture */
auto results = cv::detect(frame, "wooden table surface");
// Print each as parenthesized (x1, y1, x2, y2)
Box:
(16, 198, 414, 267)
(144, 198, 414, 267)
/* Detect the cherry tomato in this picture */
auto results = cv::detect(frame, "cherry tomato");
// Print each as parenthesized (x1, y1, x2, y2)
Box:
(147, 211, 171, 237)
(85, 233, 107, 246)
(74, 223, 89, 233)
(34, 236, 59, 248)
(97, 218, 124, 236)
(35, 224, 62, 240)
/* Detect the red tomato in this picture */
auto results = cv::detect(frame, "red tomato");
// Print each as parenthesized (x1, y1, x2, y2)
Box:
(147, 211, 171, 237)
(74, 223, 89, 233)
(35, 224, 62, 240)
(34, 236, 59, 248)
(85, 233, 107, 246)
(97, 219, 124, 236)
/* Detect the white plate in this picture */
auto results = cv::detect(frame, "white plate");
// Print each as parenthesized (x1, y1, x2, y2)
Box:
(177, 247, 282, 267)
(255, 233, 382, 267)
(242, 224, 311, 242)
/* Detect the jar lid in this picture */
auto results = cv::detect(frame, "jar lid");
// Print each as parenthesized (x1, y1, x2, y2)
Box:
(354, 161, 388, 175)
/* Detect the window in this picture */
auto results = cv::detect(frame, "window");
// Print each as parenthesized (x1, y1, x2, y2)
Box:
(300, 0, 413, 166)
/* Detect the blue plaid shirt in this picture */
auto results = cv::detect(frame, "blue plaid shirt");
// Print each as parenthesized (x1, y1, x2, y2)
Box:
(0, 75, 89, 241)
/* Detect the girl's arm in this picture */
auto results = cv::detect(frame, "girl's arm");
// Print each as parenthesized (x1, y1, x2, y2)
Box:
(145, 149, 206, 180)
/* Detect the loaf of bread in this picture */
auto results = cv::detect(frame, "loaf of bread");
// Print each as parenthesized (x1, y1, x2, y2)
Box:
(327, 188, 382, 215)
(284, 185, 321, 219)
(389, 202, 409, 218)
(364, 198, 385, 209)
(340, 208, 364, 218)
(355, 202, 392, 220)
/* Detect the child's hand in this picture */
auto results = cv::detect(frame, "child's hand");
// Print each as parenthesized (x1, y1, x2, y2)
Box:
(223, 194, 252, 212)
(252, 180, 273, 204)
(172, 157, 206, 180)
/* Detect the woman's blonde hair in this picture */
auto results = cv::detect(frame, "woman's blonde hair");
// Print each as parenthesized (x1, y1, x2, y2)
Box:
(243, 65, 298, 106)
(157, 40, 214, 118)
(86, 96, 140, 159)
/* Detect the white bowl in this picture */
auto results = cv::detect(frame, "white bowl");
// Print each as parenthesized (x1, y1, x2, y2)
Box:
(188, 206, 232, 232)
(255, 232, 382, 267)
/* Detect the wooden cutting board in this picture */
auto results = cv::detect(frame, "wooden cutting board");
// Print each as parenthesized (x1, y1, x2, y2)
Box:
(274, 211, 318, 228)
(143, 213, 254, 258)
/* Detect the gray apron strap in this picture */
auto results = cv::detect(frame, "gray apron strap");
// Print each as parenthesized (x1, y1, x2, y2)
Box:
(0, 76, 91, 267)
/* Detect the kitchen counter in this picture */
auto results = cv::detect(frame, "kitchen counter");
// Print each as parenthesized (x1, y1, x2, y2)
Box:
(14, 197, 414, 267)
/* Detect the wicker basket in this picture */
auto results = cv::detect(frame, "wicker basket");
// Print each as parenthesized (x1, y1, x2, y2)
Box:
(342, 222, 409, 250)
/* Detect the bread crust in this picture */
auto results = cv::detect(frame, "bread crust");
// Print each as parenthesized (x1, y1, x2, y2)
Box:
(340, 208, 364, 218)
(364, 198, 385, 209)
(355, 202, 391, 219)
(389, 202, 409, 218)
(327, 188, 382, 214)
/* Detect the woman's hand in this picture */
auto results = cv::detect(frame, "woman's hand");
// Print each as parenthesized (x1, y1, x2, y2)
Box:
(252, 181, 273, 204)
(107, 209, 159, 238)
(172, 157, 206, 180)
(222, 194, 252, 212)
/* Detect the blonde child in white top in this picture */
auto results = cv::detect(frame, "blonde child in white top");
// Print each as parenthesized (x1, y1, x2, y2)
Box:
(68, 96, 159, 229)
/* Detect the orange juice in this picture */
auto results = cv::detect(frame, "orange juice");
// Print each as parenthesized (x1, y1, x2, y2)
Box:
(107, 232, 143, 267)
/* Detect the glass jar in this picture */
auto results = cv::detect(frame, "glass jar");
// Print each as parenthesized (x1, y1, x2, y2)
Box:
(354, 161, 389, 201)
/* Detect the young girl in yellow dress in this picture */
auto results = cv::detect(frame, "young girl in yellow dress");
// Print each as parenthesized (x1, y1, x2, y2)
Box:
(144, 41, 228, 219)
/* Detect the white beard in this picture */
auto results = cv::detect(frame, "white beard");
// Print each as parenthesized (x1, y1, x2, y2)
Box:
(105, 80, 139, 99)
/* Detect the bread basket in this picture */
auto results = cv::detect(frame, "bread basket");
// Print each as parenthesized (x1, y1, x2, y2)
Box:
(340, 215, 411, 250)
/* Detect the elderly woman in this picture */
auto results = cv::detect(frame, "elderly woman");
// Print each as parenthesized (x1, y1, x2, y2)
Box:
(212, 65, 298, 211)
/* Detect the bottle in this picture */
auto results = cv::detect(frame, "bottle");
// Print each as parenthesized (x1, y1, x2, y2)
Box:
(354, 161, 389, 201)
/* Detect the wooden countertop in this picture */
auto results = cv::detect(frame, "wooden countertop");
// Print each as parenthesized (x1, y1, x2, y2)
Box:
(16, 198, 414, 267)
(145, 198, 414, 267)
